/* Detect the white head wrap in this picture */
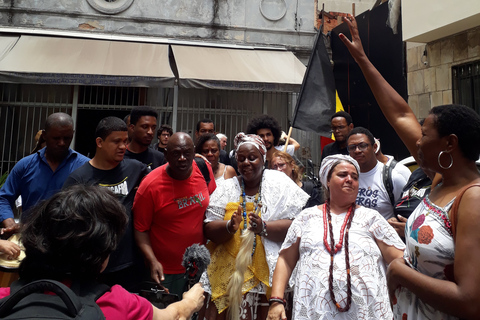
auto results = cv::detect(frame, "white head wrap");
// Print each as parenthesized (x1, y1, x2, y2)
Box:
(319, 155, 360, 187)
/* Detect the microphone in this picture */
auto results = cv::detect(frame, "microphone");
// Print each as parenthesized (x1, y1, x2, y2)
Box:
(182, 243, 211, 287)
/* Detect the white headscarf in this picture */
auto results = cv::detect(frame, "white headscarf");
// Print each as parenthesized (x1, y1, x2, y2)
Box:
(319, 155, 360, 187)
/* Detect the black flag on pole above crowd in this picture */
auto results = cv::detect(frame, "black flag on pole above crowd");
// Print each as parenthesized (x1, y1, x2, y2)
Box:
(292, 29, 336, 137)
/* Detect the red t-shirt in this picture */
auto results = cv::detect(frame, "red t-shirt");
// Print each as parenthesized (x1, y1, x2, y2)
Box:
(0, 285, 153, 320)
(133, 161, 216, 273)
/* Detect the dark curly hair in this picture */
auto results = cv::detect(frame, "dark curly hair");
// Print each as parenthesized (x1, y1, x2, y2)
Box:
(158, 124, 173, 137)
(95, 116, 127, 140)
(430, 104, 480, 161)
(195, 133, 220, 154)
(246, 115, 282, 146)
(330, 111, 353, 125)
(347, 127, 375, 145)
(196, 118, 215, 132)
(130, 106, 158, 125)
(19, 185, 128, 281)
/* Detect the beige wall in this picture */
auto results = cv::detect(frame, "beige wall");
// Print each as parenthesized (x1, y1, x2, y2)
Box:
(321, 0, 377, 16)
(402, 0, 480, 43)
(406, 26, 480, 118)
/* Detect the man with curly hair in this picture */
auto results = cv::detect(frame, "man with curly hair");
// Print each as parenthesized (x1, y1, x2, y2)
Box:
(246, 114, 300, 167)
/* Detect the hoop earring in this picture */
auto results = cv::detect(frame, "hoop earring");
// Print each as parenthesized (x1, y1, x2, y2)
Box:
(438, 151, 453, 170)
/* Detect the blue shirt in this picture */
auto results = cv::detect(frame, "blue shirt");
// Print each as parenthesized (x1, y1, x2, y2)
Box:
(0, 148, 89, 222)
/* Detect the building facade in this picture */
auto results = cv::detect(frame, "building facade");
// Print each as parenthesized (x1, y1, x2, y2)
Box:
(0, 0, 322, 173)
(403, 0, 480, 117)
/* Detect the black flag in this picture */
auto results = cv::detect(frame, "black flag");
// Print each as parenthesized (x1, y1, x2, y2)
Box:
(292, 30, 336, 137)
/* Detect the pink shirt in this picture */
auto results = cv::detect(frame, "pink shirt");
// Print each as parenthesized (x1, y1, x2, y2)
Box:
(0, 284, 153, 320)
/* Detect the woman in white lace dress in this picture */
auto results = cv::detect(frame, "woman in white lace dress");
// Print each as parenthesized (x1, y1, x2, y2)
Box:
(268, 155, 405, 320)
(201, 133, 309, 320)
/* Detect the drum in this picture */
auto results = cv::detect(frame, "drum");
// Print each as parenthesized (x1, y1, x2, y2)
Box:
(0, 234, 24, 287)
(0, 264, 19, 287)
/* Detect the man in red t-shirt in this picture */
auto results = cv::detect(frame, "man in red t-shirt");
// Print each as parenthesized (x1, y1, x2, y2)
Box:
(133, 132, 216, 297)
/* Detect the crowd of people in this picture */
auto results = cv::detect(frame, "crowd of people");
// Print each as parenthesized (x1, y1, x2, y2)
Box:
(0, 14, 478, 320)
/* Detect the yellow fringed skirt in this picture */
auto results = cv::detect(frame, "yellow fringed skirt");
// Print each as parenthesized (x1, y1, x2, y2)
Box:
(206, 202, 270, 313)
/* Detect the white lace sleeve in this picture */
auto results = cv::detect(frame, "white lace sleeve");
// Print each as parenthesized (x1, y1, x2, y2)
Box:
(366, 208, 406, 250)
(204, 178, 241, 223)
(280, 207, 319, 252)
(260, 170, 310, 221)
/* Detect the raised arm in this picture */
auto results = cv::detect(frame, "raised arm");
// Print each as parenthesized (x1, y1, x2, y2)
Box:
(289, 137, 301, 151)
(339, 16, 422, 166)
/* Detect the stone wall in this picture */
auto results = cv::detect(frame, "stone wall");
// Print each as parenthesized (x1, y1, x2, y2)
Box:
(406, 26, 480, 118)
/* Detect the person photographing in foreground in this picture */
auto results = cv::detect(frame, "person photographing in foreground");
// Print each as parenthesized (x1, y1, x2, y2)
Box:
(0, 185, 204, 320)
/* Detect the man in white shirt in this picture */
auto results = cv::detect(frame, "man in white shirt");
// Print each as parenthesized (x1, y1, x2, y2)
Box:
(347, 127, 409, 220)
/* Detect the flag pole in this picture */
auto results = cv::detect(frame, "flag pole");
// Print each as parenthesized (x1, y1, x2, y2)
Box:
(283, 127, 293, 153)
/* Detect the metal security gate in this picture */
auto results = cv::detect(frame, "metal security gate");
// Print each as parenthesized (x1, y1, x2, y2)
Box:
(176, 88, 322, 173)
(176, 88, 290, 149)
(1, 83, 322, 178)
(0, 84, 73, 174)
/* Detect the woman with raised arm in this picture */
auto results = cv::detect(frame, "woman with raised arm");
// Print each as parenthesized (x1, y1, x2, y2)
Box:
(340, 15, 480, 320)
(267, 155, 404, 320)
(338, 16, 424, 173)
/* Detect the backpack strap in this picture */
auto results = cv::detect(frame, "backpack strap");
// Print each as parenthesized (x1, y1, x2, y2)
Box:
(1, 279, 110, 319)
(382, 159, 398, 206)
(449, 183, 480, 242)
(70, 280, 111, 302)
(302, 180, 315, 196)
(194, 157, 211, 186)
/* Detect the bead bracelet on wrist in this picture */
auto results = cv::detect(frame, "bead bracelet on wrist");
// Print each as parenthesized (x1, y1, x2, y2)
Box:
(269, 297, 286, 306)
(258, 221, 268, 237)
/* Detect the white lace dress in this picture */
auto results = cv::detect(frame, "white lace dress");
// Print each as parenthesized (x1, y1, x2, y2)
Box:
(281, 206, 405, 320)
(202, 169, 309, 318)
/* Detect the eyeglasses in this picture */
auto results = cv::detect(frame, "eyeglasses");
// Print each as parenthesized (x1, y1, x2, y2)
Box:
(347, 142, 370, 152)
(272, 162, 287, 170)
(330, 125, 347, 132)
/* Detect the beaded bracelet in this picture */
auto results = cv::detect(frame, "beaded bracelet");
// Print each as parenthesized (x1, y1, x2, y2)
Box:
(258, 221, 268, 237)
(226, 220, 235, 234)
(269, 296, 286, 306)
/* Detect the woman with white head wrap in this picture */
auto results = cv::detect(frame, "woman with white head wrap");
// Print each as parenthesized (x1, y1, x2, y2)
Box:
(268, 155, 405, 320)
(201, 133, 309, 320)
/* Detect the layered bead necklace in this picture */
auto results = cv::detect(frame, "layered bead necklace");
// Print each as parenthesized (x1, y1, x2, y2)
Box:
(323, 200, 355, 312)
(240, 177, 262, 257)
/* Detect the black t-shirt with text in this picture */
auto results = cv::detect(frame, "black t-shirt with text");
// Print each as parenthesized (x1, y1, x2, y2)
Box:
(63, 159, 149, 273)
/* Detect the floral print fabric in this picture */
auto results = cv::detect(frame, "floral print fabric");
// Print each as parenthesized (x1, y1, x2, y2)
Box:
(393, 195, 458, 320)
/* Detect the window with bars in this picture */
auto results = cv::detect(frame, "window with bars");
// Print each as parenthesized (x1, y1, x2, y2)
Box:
(452, 61, 480, 114)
